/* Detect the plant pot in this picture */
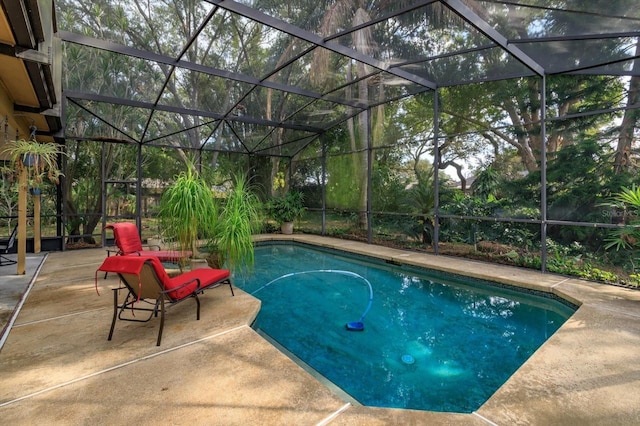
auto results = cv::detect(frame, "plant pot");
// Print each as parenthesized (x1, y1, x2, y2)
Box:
(190, 258, 208, 270)
(205, 250, 225, 269)
(147, 237, 162, 250)
(22, 153, 39, 167)
(281, 221, 294, 235)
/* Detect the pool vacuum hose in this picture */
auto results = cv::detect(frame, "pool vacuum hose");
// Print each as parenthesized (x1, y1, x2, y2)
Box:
(252, 269, 374, 331)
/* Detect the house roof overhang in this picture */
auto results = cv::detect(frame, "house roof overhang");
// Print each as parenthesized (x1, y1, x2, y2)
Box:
(0, 0, 62, 148)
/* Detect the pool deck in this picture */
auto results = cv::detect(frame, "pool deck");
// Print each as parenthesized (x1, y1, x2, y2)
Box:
(1, 234, 640, 425)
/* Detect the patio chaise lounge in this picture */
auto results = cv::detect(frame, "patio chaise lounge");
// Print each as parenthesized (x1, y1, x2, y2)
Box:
(104, 222, 192, 271)
(96, 255, 234, 346)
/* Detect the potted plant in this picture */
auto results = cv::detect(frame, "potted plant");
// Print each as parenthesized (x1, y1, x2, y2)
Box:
(269, 190, 305, 234)
(159, 165, 262, 274)
(206, 173, 262, 272)
(146, 235, 163, 251)
(157, 164, 218, 258)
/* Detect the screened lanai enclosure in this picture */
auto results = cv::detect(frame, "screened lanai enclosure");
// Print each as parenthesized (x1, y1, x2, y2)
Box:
(2, 0, 640, 283)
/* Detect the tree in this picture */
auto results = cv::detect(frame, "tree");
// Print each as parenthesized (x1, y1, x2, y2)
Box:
(427, 0, 634, 174)
(471, 165, 501, 200)
(504, 137, 634, 247)
(614, 38, 640, 174)
(58, 0, 264, 241)
(307, 0, 452, 230)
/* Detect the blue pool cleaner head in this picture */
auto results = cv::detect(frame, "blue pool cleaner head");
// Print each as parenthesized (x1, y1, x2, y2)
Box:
(345, 321, 365, 331)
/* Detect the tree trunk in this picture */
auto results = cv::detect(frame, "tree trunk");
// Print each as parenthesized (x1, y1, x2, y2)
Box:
(356, 71, 369, 231)
(615, 39, 640, 174)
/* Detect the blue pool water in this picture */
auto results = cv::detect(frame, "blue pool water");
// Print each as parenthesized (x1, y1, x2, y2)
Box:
(234, 243, 575, 413)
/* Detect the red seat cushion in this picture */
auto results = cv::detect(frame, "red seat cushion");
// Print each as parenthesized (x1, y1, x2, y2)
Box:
(165, 268, 230, 300)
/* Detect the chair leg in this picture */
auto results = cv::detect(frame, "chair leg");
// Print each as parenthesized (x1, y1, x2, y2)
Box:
(226, 279, 234, 296)
(157, 297, 165, 346)
(108, 288, 118, 341)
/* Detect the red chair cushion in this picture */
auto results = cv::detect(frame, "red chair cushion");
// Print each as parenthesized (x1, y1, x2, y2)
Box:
(165, 268, 230, 300)
(145, 256, 173, 284)
(106, 223, 192, 260)
(97, 255, 146, 275)
(107, 223, 143, 253)
(131, 250, 192, 262)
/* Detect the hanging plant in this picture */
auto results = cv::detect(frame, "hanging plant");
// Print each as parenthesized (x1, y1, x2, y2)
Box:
(1, 139, 65, 188)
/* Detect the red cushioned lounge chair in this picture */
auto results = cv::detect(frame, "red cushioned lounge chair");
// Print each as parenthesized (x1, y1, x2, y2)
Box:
(105, 222, 193, 267)
(96, 255, 234, 346)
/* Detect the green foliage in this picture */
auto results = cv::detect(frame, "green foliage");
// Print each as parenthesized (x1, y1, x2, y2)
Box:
(545, 255, 621, 284)
(403, 175, 436, 244)
(602, 184, 640, 256)
(160, 168, 262, 273)
(471, 165, 502, 199)
(500, 225, 539, 250)
(214, 173, 263, 273)
(440, 191, 509, 245)
(545, 250, 584, 276)
(269, 190, 305, 224)
(1, 139, 66, 187)
(326, 153, 360, 210)
(513, 253, 542, 270)
(158, 166, 218, 254)
(581, 267, 619, 283)
(503, 138, 634, 249)
(371, 148, 408, 212)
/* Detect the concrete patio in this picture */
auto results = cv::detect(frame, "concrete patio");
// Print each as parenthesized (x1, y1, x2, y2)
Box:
(1, 235, 640, 425)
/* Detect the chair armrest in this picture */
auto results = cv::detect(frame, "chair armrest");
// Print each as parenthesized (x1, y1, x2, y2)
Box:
(161, 277, 201, 300)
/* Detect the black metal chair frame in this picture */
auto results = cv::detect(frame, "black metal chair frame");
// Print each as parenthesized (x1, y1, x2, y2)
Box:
(108, 260, 234, 346)
(0, 225, 17, 267)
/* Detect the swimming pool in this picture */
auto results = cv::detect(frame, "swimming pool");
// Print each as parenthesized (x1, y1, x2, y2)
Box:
(234, 243, 575, 413)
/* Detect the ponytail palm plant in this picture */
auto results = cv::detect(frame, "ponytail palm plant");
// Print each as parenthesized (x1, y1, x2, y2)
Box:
(211, 173, 262, 273)
(158, 166, 217, 256)
(159, 165, 262, 273)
